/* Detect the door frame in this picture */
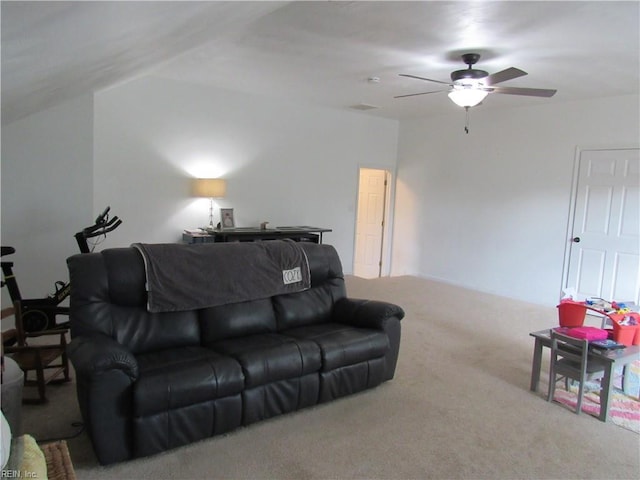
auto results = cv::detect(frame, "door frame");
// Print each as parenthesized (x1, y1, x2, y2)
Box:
(560, 145, 640, 300)
(353, 165, 395, 277)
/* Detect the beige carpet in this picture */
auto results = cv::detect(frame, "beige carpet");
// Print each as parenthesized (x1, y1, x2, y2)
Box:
(19, 275, 640, 479)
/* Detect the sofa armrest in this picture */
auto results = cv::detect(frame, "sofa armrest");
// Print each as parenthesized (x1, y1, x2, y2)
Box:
(333, 297, 403, 381)
(67, 334, 137, 464)
(68, 334, 138, 381)
(333, 297, 405, 330)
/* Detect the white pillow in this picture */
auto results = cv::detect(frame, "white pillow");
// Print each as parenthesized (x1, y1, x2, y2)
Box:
(0, 410, 11, 469)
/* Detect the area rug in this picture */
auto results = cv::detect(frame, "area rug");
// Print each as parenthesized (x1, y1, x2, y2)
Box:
(41, 440, 77, 480)
(552, 360, 640, 433)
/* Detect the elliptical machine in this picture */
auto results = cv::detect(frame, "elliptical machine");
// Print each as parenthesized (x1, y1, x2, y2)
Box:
(1, 207, 122, 333)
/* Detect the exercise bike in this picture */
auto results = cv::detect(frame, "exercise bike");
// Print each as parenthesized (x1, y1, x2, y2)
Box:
(1, 207, 122, 333)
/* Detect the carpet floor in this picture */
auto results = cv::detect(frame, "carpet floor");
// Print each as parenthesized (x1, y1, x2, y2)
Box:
(16, 275, 640, 479)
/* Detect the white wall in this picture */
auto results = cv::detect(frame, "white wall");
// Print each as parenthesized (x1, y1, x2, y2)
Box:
(94, 77, 399, 271)
(1, 95, 94, 308)
(391, 94, 640, 306)
(3, 81, 635, 311)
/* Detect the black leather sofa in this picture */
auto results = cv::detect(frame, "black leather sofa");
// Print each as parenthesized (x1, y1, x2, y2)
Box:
(66, 242, 404, 465)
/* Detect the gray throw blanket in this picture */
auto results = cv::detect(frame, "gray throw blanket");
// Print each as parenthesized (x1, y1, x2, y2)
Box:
(132, 240, 310, 313)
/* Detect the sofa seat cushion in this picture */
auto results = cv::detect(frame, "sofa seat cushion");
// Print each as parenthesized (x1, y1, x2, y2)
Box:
(212, 334, 321, 388)
(283, 323, 390, 371)
(134, 346, 244, 417)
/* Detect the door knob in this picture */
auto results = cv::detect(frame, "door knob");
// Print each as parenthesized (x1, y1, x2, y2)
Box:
(572, 237, 581, 243)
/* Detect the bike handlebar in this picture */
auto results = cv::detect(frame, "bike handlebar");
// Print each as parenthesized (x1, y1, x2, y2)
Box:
(95, 206, 111, 226)
(75, 206, 122, 253)
(82, 216, 122, 238)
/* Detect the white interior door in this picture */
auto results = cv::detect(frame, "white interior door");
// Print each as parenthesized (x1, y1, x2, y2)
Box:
(565, 148, 640, 303)
(354, 168, 387, 278)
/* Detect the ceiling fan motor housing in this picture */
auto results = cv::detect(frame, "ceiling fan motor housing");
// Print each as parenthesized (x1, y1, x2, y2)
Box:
(450, 53, 488, 83)
(450, 68, 488, 82)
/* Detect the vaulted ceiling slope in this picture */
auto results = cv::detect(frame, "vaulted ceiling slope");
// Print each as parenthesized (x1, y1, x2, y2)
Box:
(2, 1, 639, 125)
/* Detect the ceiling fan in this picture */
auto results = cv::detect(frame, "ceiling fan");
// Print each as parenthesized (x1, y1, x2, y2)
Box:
(395, 53, 557, 108)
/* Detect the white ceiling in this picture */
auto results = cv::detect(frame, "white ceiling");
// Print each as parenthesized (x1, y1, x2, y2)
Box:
(2, 1, 639, 125)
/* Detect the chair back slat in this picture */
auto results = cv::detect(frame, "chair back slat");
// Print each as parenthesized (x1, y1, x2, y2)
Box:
(552, 333, 587, 365)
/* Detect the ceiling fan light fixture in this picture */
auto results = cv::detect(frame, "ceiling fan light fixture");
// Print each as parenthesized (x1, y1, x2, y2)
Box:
(447, 87, 489, 108)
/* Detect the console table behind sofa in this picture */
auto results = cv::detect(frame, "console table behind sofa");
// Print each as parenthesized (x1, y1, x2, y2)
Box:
(183, 226, 331, 244)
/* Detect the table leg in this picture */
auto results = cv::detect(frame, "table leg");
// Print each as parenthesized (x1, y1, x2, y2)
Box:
(599, 363, 615, 422)
(530, 338, 544, 392)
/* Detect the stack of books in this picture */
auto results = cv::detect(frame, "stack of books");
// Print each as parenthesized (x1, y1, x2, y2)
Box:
(589, 338, 626, 354)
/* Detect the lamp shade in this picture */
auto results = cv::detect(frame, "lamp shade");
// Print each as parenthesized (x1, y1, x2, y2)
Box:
(447, 88, 489, 108)
(192, 178, 226, 198)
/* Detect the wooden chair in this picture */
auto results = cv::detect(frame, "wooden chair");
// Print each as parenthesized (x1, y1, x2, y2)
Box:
(547, 330, 606, 414)
(2, 300, 70, 404)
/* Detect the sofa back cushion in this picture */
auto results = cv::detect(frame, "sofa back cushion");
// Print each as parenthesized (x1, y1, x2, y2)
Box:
(273, 243, 346, 331)
(199, 298, 277, 343)
(68, 248, 200, 355)
(68, 243, 346, 352)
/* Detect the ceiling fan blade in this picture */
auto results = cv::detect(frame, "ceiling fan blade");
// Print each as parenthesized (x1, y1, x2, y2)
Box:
(489, 86, 557, 97)
(399, 74, 451, 86)
(485, 67, 527, 85)
(394, 90, 446, 99)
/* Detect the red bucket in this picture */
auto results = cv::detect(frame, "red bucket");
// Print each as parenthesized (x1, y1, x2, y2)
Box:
(557, 301, 586, 327)
(609, 313, 640, 346)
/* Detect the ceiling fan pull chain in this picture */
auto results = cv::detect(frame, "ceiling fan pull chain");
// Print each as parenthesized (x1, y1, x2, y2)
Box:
(464, 106, 470, 134)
